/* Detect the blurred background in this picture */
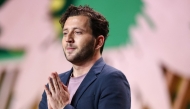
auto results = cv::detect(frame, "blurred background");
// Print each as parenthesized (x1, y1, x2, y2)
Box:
(0, 0, 190, 109)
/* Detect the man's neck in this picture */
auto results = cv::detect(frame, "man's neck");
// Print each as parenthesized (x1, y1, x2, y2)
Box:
(72, 54, 101, 77)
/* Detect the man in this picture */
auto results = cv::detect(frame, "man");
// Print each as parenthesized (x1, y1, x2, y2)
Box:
(39, 5, 131, 109)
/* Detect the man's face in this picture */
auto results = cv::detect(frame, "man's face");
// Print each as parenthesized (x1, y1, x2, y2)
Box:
(62, 15, 96, 64)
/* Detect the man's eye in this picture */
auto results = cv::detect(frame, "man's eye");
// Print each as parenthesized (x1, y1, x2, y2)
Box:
(75, 31, 82, 34)
(63, 33, 67, 36)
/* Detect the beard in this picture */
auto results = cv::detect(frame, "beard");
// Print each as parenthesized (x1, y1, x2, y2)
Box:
(63, 37, 96, 65)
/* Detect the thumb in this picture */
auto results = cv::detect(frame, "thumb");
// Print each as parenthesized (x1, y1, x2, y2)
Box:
(47, 100, 53, 109)
(62, 83, 69, 92)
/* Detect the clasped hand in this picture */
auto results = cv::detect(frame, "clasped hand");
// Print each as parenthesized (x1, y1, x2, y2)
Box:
(45, 72, 70, 109)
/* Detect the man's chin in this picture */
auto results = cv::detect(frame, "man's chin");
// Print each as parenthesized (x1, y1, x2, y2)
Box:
(65, 55, 76, 62)
(66, 56, 74, 61)
(65, 56, 83, 65)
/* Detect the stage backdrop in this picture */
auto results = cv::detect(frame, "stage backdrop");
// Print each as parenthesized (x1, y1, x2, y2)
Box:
(0, 0, 190, 109)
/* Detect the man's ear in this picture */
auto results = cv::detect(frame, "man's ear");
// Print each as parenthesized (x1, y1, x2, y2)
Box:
(95, 35, 104, 50)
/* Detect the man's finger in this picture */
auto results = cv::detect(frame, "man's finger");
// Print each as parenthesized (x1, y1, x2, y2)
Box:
(51, 72, 60, 92)
(44, 85, 52, 96)
(48, 77, 55, 93)
(62, 83, 69, 92)
(55, 72, 63, 90)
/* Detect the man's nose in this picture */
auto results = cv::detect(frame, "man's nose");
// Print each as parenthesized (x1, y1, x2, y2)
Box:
(66, 33, 74, 43)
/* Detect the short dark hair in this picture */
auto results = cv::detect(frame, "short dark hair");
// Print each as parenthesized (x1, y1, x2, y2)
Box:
(59, 5, 109, 54)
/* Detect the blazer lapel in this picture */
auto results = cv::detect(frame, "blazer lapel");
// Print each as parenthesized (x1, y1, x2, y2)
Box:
(60, 68, 73, 86)
(71, 58, 106, 107)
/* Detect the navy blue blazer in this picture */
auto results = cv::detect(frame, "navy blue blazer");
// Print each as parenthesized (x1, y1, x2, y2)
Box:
(39, 58, 131, 109)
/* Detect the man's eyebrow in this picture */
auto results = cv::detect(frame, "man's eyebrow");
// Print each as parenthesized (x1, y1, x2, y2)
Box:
(63, 28, 68, 31)
(74, 27, 86, 31)
(63, 27, 86, 31)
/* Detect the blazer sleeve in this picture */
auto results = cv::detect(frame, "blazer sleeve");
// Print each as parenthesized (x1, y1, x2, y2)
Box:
(39, 91, 48, 109)
(98, 71, 131, 109)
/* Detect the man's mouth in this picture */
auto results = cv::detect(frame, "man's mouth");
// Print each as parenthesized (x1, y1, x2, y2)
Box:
(66, 47, 76, 52)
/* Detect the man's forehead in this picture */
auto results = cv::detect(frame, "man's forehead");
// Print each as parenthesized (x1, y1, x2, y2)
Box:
(63, 16, 91, 30)
(65, 16, 89, 25)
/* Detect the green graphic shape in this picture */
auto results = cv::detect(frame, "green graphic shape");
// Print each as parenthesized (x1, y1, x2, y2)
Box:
(73, 0, 143, 48)
(0, 48, 24, 61)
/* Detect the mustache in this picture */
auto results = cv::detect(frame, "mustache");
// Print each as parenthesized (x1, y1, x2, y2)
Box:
(66, 43, 77, 48)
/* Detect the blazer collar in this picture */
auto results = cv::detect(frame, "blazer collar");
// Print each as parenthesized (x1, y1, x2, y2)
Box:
(70, 57, 106, 106)
(61, 69, 72, 86)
